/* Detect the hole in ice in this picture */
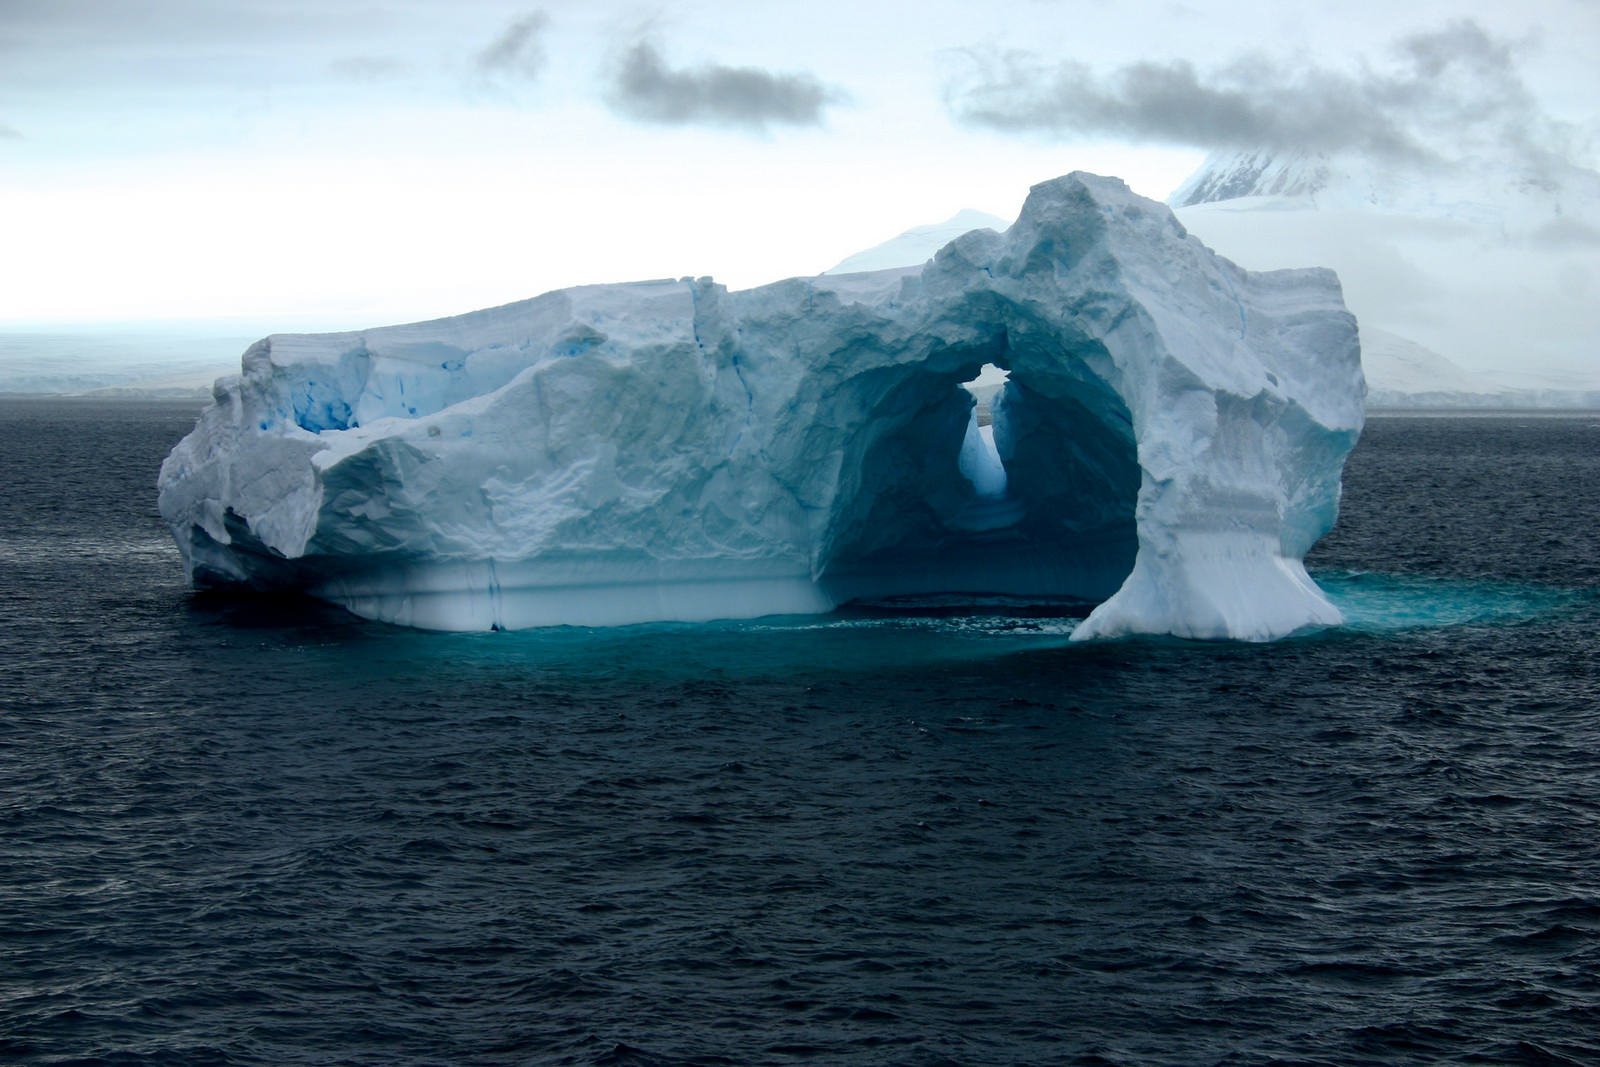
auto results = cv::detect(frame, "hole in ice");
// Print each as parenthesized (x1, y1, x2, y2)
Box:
(960, 363, 1009, 427)
(957, 364, 1009, 500)
(816, 349, 1138, 613)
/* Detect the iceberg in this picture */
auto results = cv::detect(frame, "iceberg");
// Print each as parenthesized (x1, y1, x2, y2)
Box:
(158, 173, 1364, 640)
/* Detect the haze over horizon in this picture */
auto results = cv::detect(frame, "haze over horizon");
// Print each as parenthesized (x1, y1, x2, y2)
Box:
(2, 0, 1596, 386)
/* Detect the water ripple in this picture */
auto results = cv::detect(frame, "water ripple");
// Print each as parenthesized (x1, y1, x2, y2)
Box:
(2, 403, 1598, 1064)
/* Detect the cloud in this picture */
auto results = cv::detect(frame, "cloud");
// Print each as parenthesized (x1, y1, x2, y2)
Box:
(477, 10, 547, 80)
(945, 20, 1566, 167)
(607, 41, 840, 131)
(0, 122, 21, 139)
(1531, 217, 1600, 247)
(328, 56, 408, 83)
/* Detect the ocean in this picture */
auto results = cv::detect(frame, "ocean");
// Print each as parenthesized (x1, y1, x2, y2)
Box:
(2, 399, 1598, 1065)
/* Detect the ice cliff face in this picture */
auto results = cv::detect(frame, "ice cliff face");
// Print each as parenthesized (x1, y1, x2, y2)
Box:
(159, 173, 1364, 640)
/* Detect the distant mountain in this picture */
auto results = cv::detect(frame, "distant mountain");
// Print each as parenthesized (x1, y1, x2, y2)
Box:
(1358, 328, 1599, 409)
(1171, 148, 1600, 406)
(1170, 146, 1600, 232)
(824, 209, 1011, 275)
(1169, 149, 1333, 207)
(1360, 328, 1488, 395)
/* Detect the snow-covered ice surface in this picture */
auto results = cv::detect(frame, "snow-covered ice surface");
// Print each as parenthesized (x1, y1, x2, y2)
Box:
(159, 173, 1364, 640)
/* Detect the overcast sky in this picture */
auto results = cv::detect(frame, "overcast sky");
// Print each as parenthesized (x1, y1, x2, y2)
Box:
(1, 0, 1595, 329)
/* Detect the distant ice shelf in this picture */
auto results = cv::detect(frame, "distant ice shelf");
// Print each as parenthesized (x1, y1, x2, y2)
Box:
(158, 173, 1365, 641)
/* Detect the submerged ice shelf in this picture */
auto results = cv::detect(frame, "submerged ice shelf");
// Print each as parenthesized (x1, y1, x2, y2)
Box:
(158, 173, 1365, 641)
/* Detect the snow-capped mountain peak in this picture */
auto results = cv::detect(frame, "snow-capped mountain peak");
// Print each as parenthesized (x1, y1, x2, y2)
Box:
(1170, 146, 1600, 231)
(1168, 149, 1334, 207)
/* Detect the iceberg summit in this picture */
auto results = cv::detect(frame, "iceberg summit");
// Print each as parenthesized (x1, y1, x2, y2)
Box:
(159, 173, 1365, 640)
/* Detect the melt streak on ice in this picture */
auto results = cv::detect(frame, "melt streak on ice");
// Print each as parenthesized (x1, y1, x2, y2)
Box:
(158, 174, 1365, 640)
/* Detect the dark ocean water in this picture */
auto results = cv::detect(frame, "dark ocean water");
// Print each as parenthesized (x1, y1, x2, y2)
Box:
(2, 399, 1598, 1066)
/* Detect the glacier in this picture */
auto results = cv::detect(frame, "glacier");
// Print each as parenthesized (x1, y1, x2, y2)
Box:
(158, 173, 1365, 640)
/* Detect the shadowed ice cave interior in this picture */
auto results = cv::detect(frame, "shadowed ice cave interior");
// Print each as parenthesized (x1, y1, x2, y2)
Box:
(817, 333, 1141, 609)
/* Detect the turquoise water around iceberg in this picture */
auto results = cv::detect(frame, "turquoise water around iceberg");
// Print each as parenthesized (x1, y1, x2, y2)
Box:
(183, 570, 1593, 689)
(290, 568, 1592, 684)
(1316, 570, 1590, 633)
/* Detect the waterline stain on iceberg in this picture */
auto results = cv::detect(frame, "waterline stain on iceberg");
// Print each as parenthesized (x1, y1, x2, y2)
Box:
(158, 173, 1365, 640)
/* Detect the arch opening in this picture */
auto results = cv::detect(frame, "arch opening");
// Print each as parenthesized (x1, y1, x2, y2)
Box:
(816, 333, 1140, 611)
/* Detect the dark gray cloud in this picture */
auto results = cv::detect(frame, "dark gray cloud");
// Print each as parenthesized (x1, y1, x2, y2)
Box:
(607, 41, 840, 131)
(946, 20, 1563, 167)
(476, 11, 548, 80)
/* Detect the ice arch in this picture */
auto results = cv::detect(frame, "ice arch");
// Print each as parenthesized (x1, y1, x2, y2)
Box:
(160, 173, 1365, 641)
(809, 325, 1140, 610)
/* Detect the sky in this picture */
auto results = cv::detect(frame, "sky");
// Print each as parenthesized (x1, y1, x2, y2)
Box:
(1, 0, 1596, 333)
